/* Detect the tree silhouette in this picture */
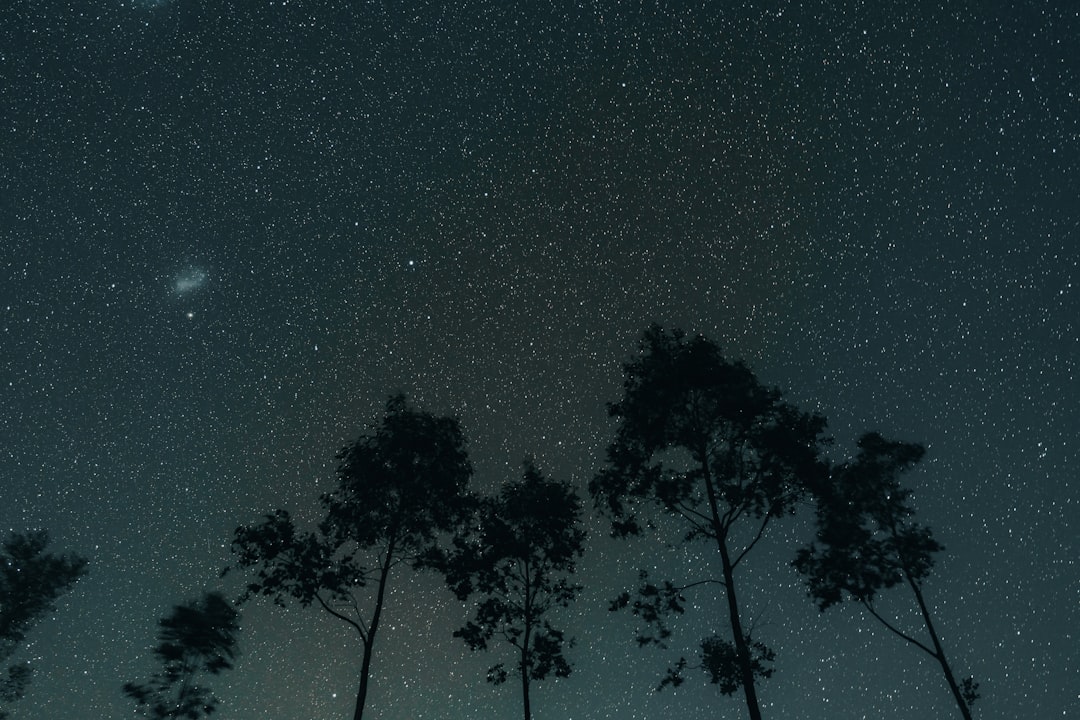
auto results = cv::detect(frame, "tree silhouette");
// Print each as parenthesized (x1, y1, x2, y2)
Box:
(590, 325, 828, 720)
(228, 394, 473, 720)
(430, 459, 585, 720)
(123, 591, 241, 719)
(793, 432, 979, 719)
(0, 531, 87, 719)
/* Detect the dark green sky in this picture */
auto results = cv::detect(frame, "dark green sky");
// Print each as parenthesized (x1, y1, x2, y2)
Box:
(2, 1, 1077, 718)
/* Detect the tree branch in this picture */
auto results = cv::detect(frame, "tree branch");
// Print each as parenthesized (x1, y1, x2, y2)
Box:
(674, 578, 728, 593)
(671, 501, 716, 538)
(732, 513, 772, 569)
(861, 599, 936, 658)
(315, 592, 368, 644)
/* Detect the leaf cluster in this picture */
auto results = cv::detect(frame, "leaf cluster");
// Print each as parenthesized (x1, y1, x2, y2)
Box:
(0, 531, 88, 653)
(229, 395, 474, 612)
(793, 432, 941, 611)
(123, 592, 240, 719)
(590, 324, 828, 541)
(659, 635, 776, 695)
(0, 531, 86, 715)
(608, 570, 688, 648)
(434, 460, 585, 686)
(324, 394, 473, 553)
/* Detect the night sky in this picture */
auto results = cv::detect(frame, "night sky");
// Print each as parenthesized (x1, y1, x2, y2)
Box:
(2, 1, 1078, 718)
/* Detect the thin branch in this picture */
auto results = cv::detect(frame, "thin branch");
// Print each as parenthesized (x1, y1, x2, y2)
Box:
(503, 629, 523, 651)
(732, 513, 772, 569)
(673, 500, 717, 535)
(673, 577, 727, 593)
(315, 592, 368, 644)
(861, 599, 937, 658)
(670, 502, 714, 538)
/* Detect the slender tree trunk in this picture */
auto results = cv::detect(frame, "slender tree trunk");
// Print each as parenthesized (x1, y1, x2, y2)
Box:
(521, 661, 531, 720)
(700, 445, 764, 720)
(352, 536, 398, 720)
(353, 640, 375, 720)
(521, 559, 533, 720)
(718, 536, 764, 720)
(905, 571, 973, 720)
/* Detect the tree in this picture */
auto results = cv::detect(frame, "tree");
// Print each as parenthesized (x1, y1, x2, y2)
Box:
(228, 395, 473, 720)
(590, 325, 828, 720)
(432, 459, 585, 720)
(123, 591, 241, 719)
(793, 432, 979, 719)
(0, 531, 87, 720)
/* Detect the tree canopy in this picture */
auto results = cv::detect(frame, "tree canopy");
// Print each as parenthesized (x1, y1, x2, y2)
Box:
(123, 591, 241, 719)
(794, 432, 979, 719)
(433, 459, 586, 720)
(0, 531, 87, 719)
(229, 394, 473, 720)
(591, 325, 828, 720)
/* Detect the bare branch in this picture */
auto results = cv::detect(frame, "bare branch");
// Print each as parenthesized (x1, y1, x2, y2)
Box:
(315, 592, 368, 645)
(861, 600, 936, 658)
(732, 514, 772, 569)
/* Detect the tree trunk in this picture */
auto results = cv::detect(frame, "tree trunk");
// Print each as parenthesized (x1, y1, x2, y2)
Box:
(905, 572, 973, 720)
(352, 536, 398, 720)
(353, 640, 375, 720)
(521, 559, 533, 720)
(521, 663, 531, 720)
(701, 446, 764, 720)
(718, 536, 764, 720)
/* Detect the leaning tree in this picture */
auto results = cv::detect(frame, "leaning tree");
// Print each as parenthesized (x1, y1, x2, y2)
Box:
(431, 459, 586, 720)
(793, 432, 979, 719)
(229, 395, 473, 720)
(590, 325, 828, 720)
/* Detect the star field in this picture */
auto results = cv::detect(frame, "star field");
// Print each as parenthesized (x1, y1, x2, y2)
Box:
(1, 1, 1077, 719)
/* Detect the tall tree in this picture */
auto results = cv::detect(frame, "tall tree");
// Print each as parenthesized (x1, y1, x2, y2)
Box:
(228, 395, 473, 720)
(123, 591, 241, 719)
(0, 531, 87, 720)
(590, 325, 828, 720)
(432, 460, 585, 720)
(793, 432, 980, 719)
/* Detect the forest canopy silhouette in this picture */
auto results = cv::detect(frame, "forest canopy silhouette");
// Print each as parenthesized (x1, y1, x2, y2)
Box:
(3, 326, 981, 720)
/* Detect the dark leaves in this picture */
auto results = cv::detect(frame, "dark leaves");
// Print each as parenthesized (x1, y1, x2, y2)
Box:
(961, 676, 980, 706)
(657, 635, 775, 695)
(793, 433, 940, 610)
(228, 395, 474, 619)
(324, 394, 473, 552)
(0, 664, 31, 704)
(231, 510, 360, 608)
(700, 635, 776, 695)
(123, 592, 240, 720)
(443, 460, 585, 686)
(0, 531, 86, 715)
(609, 570, 685, 649)
(590, 324, 828, 540)
(0, 531, 87, 651)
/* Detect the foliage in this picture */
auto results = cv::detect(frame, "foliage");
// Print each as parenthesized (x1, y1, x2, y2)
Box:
(123, 592, 240, 719)
(590, 325, 827, 720)
(793, 432, 979, 719)
(793, 433, 936, 610)
(0, 531, 87, 718)
(660, 635, 776, 694)
(431, 460, 585, 720)
(607, 570, 685, 648)
(591, 325, 828, 542)
(228, 394, 474, 720)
